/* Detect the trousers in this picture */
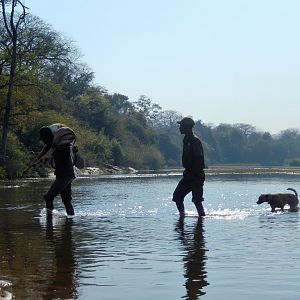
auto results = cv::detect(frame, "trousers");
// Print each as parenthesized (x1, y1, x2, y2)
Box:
(173, 178, 204, 212)
(44, 176, 75, 215)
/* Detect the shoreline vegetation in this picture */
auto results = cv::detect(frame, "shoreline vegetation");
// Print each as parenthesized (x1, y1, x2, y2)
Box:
(1, 165, 300, 183)
(147, 165, 300, 176)
(2, 3, 300, 180)
(205, 165, 300, 175)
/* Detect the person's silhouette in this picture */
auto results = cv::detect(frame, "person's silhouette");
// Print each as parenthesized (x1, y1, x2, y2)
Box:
(173, 117, 206, 217)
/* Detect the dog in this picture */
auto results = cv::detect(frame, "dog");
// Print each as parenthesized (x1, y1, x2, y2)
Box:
(257, 188, 299, 212)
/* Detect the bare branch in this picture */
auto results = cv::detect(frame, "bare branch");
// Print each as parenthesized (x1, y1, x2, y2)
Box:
(1, 1, 13, 39)
(15, 0, 28, 29)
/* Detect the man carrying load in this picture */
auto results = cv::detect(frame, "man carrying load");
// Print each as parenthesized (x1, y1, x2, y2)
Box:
(23, 123, 76, 216)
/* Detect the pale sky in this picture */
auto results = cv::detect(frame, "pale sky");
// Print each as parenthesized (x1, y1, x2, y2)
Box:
(25, 0, 300, 134)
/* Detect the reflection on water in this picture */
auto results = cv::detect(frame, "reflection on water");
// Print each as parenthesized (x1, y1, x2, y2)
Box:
(0, 208, 79, 299)
(40, 218, 78, 300)
(175, 218, 209, 299)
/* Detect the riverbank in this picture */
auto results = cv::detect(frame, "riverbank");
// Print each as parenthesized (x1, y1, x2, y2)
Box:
(206, 165, 300, 175)
(138, 165, 300, 176)
(3, 165, 300, 181)
(76, 164, 138, 176)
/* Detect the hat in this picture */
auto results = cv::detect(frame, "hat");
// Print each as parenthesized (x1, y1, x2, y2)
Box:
(177, 117, 195, 128)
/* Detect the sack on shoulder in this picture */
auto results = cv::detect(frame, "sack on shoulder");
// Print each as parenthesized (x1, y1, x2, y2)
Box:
(49, 124, 76, 147)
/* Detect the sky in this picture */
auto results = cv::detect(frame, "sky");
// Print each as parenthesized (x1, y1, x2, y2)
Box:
(24, 0, 300, 134)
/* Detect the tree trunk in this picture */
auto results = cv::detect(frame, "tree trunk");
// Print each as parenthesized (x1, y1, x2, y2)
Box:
(0, 0, 26, 166)
(1, 42, 16, 165)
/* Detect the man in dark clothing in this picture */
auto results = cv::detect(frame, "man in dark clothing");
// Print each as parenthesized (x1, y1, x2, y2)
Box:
(31, 126, 76, 216)
(173, 117, 206, 217)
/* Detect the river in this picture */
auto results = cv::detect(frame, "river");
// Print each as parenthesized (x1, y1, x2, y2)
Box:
(0, 171, 300, 299)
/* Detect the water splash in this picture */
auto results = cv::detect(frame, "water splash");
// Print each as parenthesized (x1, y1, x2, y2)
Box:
(206, 208, 252, 220)
(75, 210, 110, 217)
(39, 208, 64, 217)
(37, 208, 69, 227)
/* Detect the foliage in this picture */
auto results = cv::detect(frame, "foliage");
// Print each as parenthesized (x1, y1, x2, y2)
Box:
(4, 132, 28, 179)
(133, 95, 162, 126)
(0, 0, 28, 164)
(0, 167, 6, 179)
(157, 132, 181, 166)
(1, 9, 300, 179)
(285, 158, 300, 167)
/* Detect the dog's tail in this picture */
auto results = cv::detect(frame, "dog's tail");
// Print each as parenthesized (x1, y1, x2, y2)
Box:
(287, 188, 298, 198)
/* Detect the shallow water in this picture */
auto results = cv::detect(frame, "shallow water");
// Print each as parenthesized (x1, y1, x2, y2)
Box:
(0, 173, 300, 299)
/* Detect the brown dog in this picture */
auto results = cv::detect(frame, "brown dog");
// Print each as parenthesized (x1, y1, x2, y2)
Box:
(257, 188, 299, 212)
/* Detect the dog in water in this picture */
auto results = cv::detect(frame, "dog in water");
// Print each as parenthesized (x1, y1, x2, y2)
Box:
(257, 188, 299, 212)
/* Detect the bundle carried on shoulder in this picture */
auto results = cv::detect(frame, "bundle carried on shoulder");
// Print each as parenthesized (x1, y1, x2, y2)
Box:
(50, 123, 76, 147)
(33, 123, 77, 170)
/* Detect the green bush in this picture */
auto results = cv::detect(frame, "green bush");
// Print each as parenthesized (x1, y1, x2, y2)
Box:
(122, 145, 164, 169)
(0, 167, 7, 179)
(285, 158, 300, 167)
(111, 141, 124, 165)
(5, 133, 28, 179)
(140, 145, 165, 170)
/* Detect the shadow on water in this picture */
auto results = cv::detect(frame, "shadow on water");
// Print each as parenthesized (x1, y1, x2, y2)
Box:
(175, 218, 209, 299)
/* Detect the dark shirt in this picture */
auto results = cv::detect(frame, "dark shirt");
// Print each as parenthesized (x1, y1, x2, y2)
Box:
(182, 133, 205, 180)
(52, 144, 75, 177)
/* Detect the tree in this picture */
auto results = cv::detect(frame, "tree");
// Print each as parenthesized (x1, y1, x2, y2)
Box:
(157, 133, 181, 166)
(133, 95, 162, 125)
(154, 110, 183, 129)
(0, 0, 27, 165)
(16, 14, 90, 104)
(213, 124, 246, 163)
(105, 93, 134, 115)
(1, 10, 90, 168)
(234, 123, 255, 136)
(47, 61, 94, 100)
(194, 122, 220, 163)
(273, 129, 300, 163)
(248, 139, 273, 165)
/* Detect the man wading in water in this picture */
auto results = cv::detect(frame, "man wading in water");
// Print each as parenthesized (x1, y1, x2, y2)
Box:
(23, 124, 76, 217)
(172, 117, 206, 217)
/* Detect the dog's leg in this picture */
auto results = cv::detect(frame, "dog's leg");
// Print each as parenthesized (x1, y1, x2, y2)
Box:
(289, 205, 299, 212)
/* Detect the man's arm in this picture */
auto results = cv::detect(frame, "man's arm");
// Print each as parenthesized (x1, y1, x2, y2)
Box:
(20, 144, 51, 177)
(190, 139, 205, 178)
